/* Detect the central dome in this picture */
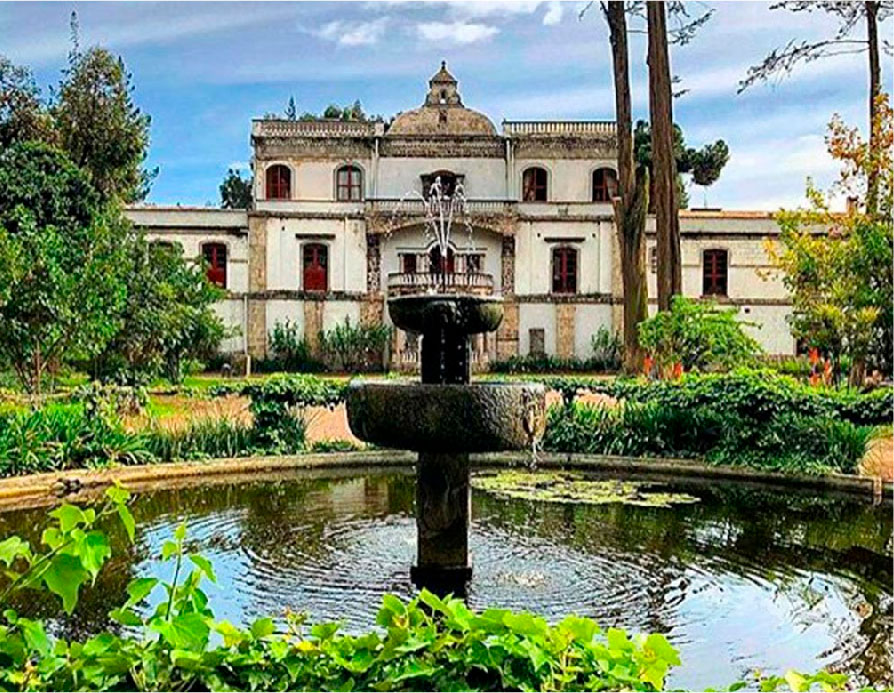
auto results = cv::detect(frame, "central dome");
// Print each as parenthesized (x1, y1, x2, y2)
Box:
(388, 61, 497, 136)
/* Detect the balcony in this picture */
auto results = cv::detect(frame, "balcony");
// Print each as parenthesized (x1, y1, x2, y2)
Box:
(367, 198, 515, 216)
(387, 271, 495, 296)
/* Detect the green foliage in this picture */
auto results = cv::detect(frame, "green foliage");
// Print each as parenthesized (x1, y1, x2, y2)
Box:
(219, 168, 252, 209)
(638, 296, 763, 372)
(318, 317, 391, 373)
(214, 374, 344, 453)
(0, 56, 55, 149)
(0, 485, 133, 616)
(491, 330, 622, 374)
(542, 370, 890, 474)
(268, 320, 323, 373)
(95, 238, 226, 385)
(590, 327, 624, 370)
(0, 503, 848, 692)
(633, 120, 729, 207)
(0, 402, 150, 476)
(0, 142, 128, 392)
(54, 45, 154, 202)
(769, 97, 893, 381)
(144, 418, 259, 462)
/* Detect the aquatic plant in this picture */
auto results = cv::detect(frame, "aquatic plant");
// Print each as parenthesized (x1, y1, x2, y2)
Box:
(472, 471, 699, 507)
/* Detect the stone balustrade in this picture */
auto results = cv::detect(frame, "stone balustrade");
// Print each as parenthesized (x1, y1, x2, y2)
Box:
(387, 271, 495, 296)
(502, 120, 616, 137)
(367, 198, 515, 216)
(252, 119, 380, 138)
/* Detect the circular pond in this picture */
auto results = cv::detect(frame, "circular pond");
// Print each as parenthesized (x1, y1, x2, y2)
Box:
(1, 465, 890, 690)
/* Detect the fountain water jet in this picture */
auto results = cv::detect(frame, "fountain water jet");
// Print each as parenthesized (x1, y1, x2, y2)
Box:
(346, 178, 547, 595)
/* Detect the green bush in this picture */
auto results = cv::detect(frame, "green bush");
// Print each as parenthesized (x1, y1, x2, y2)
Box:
(268, 320, 324, 373)
(599, 369, 892, 427)
(0, 403, 151, 476)
(0, 497, 847, 692)
(541, 370, 889, 474)
(318, 317, 391, 372)
(145, 418, 259, 461)
(214, 374, 344, 453)
(638, 296, 762, 372)
(591, 326, 624, 371)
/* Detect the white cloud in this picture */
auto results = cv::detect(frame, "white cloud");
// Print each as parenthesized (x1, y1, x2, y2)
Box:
(447, 2, 543, 19)
(316, 17, 388, 46)
(415, 21, 499, 44)
(6, 5, 298, 65)
(542, 2, 563, 26)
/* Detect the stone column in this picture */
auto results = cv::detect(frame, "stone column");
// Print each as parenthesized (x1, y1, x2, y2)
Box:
(497, 235, 519, 359)
(304, 299, 324, 355)
(556, 303, 576, 359)
(247, 215, 268, 359)
(411, 452, 472, 596)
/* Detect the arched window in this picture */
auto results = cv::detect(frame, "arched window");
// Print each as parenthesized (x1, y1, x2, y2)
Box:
(551, 247, 578, 294)
(592, 168, 618, 202)
(266, 164, 291, 200)
(303, 243, 328, 292)
(522, 167, 548, 202)
(202, 243, 227, 288)
(336, 165, 363, 201)
(702, 249, 728, 296)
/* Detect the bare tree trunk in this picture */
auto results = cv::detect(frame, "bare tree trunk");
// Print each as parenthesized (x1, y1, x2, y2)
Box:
(606, 0, 648, 372)
(866, 0, 880, 216)
(647, 0, 681, 311)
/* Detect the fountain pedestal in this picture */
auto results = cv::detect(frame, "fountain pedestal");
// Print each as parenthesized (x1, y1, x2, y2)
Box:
(411, 452, 472, 592)
(346, 294, 546, 596)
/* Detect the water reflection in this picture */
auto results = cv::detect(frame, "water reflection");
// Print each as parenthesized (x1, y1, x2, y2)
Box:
(0, 467, 889, 690)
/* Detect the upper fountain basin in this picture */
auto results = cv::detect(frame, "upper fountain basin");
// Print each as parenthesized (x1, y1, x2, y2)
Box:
(345, 380, 547, 453)
(388, 294, 503, 335)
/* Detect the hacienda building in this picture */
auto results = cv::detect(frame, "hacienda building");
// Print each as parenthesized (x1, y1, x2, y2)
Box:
(125, 62, 797, 369)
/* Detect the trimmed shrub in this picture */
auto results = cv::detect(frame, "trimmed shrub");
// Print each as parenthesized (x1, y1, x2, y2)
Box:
(541, 369, 889, 474)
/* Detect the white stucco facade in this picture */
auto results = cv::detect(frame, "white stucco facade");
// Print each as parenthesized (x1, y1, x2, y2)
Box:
(126, 63, 803, 366)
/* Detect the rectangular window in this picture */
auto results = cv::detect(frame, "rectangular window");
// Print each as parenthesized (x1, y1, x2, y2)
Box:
(551, 247, 577, 294)
(529, 328, 545, 356)
(702, 249, 728, 296)
(336, 166, 362, 201)
(465, 254, 482, 273)
(303, 244, 328, 292)
(401, 253, 417, 274)
(202, 243, 227, 288)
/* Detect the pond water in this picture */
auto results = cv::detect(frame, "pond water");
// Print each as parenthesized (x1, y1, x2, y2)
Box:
(1, 465, 891, 690)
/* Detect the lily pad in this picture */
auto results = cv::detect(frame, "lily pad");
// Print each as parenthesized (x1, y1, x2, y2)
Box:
(471, 471, 700, 508)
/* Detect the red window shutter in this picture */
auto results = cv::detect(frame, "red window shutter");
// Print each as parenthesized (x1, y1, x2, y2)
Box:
(303, 244, 328, 292)
(203, 244, 226, 288)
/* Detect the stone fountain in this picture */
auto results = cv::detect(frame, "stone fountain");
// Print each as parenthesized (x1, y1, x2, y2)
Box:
(346, 178, 547, 596)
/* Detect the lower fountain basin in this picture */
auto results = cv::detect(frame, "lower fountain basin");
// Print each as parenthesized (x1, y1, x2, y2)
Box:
(388, 294, 503, 335)
(346, 381, 546, 453)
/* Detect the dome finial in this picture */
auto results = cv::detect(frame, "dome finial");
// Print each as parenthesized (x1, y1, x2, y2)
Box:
(441, 59, 447, 70)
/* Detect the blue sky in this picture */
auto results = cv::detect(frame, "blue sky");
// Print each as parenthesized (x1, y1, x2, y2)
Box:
(2, 1, 890, 209)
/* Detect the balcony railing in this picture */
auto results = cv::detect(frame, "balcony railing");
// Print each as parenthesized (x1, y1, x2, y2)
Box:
(367, 198, 515, 216)
(502, 120, 616, 137)
(387, 271, 495, 296)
